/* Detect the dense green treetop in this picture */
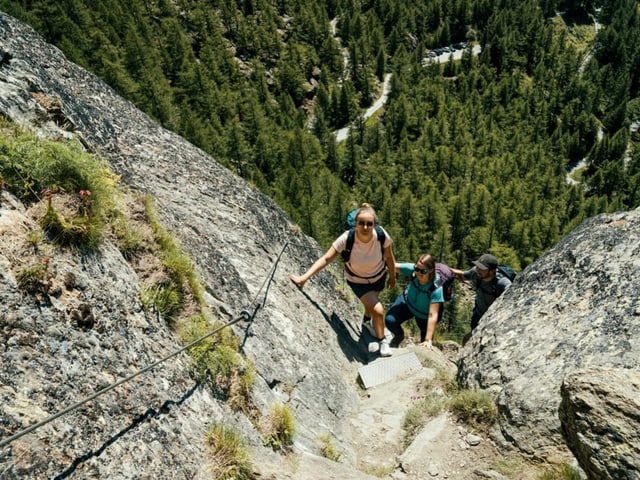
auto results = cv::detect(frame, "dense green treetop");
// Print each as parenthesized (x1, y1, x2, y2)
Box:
(1, 0, 638, 272)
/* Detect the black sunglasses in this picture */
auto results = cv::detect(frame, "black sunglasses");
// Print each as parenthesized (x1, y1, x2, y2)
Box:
(357, 220, 374, 227)
(414, 265, 432, 275)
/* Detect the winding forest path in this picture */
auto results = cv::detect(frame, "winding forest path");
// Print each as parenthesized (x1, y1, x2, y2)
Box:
(333, 44, 480, 143)
(334, 74, 392, 143)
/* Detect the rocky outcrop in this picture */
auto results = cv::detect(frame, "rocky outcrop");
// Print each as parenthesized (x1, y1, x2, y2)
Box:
(0, 10, 366, 479)
(560, 367, 640, 480)
(458, 208, 640, 459)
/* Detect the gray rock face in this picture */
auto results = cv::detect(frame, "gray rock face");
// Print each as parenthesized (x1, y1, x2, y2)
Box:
(0, 11, 364, 479)
(559, 367, 640, 480)
(458, 209, 640, 458)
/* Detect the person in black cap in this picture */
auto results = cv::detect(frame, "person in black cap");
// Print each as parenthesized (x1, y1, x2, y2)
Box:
(451, 253, 512, 344)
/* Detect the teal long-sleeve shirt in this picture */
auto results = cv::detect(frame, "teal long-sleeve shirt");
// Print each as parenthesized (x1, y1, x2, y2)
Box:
(397, 263, 444, 319)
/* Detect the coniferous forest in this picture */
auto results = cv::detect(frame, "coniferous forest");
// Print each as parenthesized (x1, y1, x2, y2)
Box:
(1, 0, 638, 278)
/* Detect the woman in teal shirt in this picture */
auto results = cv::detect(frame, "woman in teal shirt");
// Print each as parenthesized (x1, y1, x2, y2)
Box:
(385, 253, 444, 349)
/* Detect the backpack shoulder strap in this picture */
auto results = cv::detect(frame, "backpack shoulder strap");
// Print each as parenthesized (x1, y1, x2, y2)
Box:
(347, 228, 356, 249)
(427, 273, 445, 295)
(342, 226, 385, 263)
(341, 228, 356, 262)
(374, 225, 385, 255)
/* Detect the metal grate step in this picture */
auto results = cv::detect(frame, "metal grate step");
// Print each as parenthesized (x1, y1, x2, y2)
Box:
(358, 352, 423, 389)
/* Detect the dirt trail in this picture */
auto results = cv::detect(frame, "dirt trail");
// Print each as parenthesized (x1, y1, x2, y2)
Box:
(253, 342, 547, 479)
(348, 343, 541, 480)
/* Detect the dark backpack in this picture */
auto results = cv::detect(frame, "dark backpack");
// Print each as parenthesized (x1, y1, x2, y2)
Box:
(475, 264, 516, 297)
(437, 262, 457, 301)
(426, 262, 457, 327)
(429, 262, 456, 301)
(341, 208, 385, 263)
(497, 264, 516, 282)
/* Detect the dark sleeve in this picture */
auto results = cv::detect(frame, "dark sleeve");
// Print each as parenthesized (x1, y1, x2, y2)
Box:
(463, 268, 475, 281)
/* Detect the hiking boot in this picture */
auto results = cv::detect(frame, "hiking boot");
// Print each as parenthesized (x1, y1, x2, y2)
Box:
(368, 340, 380, 353)
(389, 329, 404, 348)
(379, 340, 392, 357)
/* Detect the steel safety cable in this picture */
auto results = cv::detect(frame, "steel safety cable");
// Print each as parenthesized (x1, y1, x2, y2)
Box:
(0, 241, 289, 449)
(245, 241, 289, 324)
(0, 312, 245, 449)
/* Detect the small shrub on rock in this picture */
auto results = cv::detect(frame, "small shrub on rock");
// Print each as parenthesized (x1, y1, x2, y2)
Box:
(262, 402, 296, 451)
(449, 389, 498, 430)
(206, 424, 254, 480)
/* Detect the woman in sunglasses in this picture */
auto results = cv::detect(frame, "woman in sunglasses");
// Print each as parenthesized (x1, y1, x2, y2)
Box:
(385, 253, 444, 349)
(289, 203, 396, 356)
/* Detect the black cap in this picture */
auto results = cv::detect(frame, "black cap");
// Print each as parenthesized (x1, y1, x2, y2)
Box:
(473, 253, 498, 270)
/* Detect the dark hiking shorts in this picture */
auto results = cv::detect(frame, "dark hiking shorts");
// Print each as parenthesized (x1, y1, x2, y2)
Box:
(347, 273, 387, 299)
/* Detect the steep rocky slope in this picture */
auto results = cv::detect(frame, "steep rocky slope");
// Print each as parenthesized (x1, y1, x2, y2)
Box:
(0, 10, 365, 478)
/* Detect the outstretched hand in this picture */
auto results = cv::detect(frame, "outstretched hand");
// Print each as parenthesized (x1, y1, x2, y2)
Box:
(419, 339, 433, 350)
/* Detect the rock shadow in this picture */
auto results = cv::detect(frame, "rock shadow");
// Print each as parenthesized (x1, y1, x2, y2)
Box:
(52, 382, 199, 480)
(296, 289, 368, 364)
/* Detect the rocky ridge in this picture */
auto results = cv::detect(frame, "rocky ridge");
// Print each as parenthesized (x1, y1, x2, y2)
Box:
(0, 10, 364, 478)
(459, 209, 640, 478)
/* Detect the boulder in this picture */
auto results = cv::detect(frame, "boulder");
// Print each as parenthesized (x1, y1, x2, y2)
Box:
(458, 208, 640, 457)
(560, 367, 640, 480)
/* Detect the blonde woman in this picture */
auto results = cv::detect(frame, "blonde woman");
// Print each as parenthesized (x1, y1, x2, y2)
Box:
(289, 204, 396, 356)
